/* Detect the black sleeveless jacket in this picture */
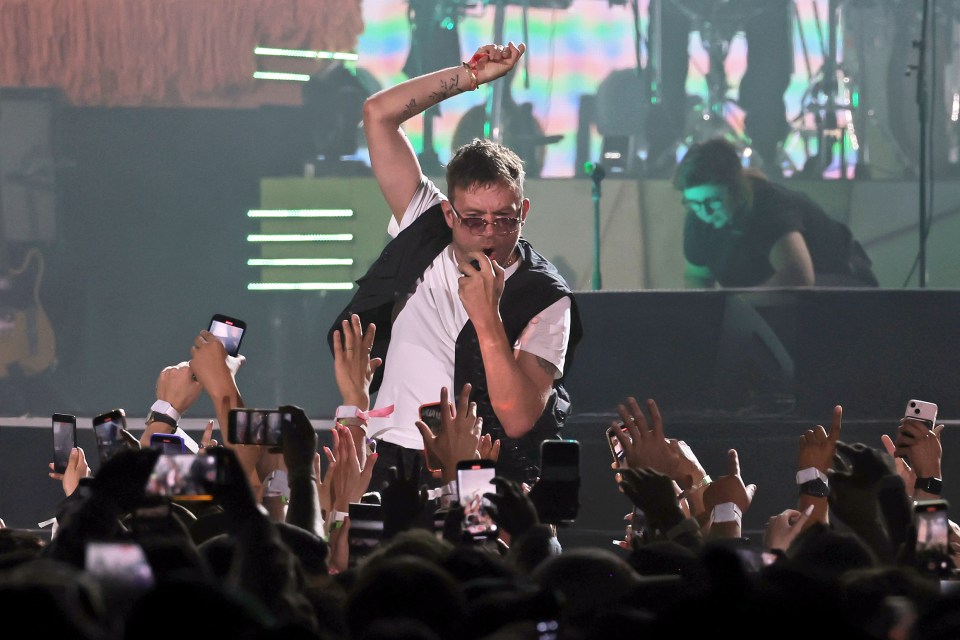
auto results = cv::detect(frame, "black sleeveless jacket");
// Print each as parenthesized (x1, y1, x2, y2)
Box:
(328, 203, 583, 482)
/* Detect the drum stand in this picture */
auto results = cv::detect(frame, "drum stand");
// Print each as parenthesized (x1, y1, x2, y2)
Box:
(793, 0, 861, 178)
(663, 2, 761, 164)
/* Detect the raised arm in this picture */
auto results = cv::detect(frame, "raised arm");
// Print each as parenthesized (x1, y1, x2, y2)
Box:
(363, 42, 526, 220)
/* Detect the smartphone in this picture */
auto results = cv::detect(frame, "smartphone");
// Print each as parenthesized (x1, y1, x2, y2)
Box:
(347, 501, 384, 560)
(208, 313, 247, 357)
(144, 453, 220, 502)
(534, 439, 581, 525)
(92, 409, 128, 465)
(51, 413, 77, 474)
(905, 399, 938, 429)
(149, 432, 187, 454)
(456, 459, 498, 541)
(85, 541, 155, 588)
(916, 499, 950, 554)
(227, 408, 287, 447)
(419, 402, 443, 472)
(606, 423, 628, 467)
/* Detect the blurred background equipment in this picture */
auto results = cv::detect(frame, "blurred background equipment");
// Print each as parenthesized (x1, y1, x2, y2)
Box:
(301, 62, 378, 176)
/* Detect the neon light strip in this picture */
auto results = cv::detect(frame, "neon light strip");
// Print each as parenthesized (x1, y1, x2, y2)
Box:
(247, 234, 353, 242)
(252, 71, 310, 82)
(248, 283, 355, 291)
(247, 258, 354, 266)
(254, 47, 359, 61)
(247, 209, 353, 218)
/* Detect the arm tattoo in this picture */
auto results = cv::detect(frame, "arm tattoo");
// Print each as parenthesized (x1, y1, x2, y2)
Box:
(399, 98, 418, 122)
(427, 74, 462, 103)
(535, 355, 559, 376)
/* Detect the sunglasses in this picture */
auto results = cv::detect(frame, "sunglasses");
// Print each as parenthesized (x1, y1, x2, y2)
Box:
(450, 204, 523, 236)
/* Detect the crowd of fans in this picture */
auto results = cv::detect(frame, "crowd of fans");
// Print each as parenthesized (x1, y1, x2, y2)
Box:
(0, 318, 957, 640)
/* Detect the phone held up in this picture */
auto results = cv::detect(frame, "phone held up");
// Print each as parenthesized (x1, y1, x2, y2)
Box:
(419, 402, 443, 472)
(92, 408, 128, 466)
(605, 423, 628, 468)
(51, 413, 77, 474)
(208, 313, 246, 357)
(914, 499, 954, 578)
(143, 452, 222, 502)
(457, 459, 498, 541)
(227, 408, 288, 447)
(150, 432, 188, 454)
(905, 399, 938, 429)
(535, 439, 581, 526)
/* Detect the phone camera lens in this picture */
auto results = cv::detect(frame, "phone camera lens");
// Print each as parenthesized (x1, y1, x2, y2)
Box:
(914, 408, 921, 415)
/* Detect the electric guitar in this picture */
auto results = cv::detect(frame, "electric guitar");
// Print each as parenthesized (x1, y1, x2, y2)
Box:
(0, 247, 56, 378)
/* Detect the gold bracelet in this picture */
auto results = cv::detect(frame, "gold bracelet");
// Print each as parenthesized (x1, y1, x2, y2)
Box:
(461, 61, 478, 91)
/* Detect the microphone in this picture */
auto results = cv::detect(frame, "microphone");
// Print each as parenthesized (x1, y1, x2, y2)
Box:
(584, 161, 606, 183)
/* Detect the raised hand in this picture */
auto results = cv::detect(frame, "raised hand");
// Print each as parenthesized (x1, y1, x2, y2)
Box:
(703, 448, 756, 529)
(798, 404, 842, 475)
(48, 446, 91, 497)
(380, 452, 428, 539)
(764, 505, 814, 552)
(612, 397, 707, 490)
(470, 42, 527, 86)
(484, 476, 538, 539)
(416, 384, 482, 483)
(331, 314, 381, 410)
(894, 418, 943, 483)
(330, 424, 378, 512)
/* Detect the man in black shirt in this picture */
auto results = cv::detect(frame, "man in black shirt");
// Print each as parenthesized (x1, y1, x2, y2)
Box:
(673, 138, 879, 288)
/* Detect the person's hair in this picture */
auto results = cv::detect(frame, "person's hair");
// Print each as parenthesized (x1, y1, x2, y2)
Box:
(672, 137, 757, 211)
(445, 138, 525, 205)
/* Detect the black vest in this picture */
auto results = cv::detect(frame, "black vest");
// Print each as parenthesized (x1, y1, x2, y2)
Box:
(328, 204, 583, 482)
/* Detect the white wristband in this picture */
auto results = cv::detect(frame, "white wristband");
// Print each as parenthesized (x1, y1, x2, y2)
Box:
(796, 467, 829, 485)
(330, 510, 349, 522)
(711, 502, 742, 525)
(151, 399, 182, 422)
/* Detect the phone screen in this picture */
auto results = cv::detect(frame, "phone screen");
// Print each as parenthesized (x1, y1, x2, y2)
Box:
(419, 402, 444, 472)
(85, 541, 155, 588)
(144, 453, 218, 501)
(52, 414, 76, 474)
(209, 314, 246, 357)
(916, 503, 950, 553)
(93, 410, 127, 465)
(606, 425, 628, 467)
(228, 408, 285, 446)
(348, 501, 384, 560)
(457, 462, 498, 540)
(149, 433, 187, 454)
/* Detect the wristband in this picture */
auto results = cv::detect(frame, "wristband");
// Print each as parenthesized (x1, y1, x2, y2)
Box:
(711, 502, 742, 525)
(335, 404, 395, 424)
(796, 467, 829, 485)
(147, 399, 181, 428)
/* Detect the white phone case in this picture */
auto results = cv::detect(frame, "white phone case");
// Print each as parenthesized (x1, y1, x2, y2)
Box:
(905, 399, 938, 426)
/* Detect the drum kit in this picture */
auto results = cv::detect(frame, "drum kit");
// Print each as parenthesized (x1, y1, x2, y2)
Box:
(405, 0, 960, 179)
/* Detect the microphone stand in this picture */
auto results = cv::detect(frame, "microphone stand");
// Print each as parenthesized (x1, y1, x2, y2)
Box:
(915, 0, 931, 288)
(586, 162, 605, 290)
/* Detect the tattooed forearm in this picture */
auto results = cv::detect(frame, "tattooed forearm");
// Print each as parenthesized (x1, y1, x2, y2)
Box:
(428, 74, 462, 103)
(399, 98, 418, 121)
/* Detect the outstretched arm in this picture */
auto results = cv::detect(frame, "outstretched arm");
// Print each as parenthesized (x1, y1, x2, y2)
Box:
(363, 42, 526, 220)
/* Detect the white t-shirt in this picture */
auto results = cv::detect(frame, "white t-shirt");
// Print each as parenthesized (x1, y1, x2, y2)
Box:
(370, 179, 572, 448)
